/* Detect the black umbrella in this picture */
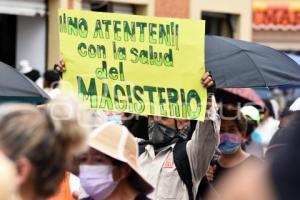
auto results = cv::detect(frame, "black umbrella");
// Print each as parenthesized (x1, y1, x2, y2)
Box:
(0, 62, 49, 104)
(205, 36, 300, 88)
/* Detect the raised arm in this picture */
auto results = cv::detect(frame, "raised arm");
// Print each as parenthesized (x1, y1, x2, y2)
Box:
(186, 73, 220, 182)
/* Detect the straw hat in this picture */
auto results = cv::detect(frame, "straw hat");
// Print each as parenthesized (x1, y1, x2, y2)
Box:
(87, 123, 154, 195)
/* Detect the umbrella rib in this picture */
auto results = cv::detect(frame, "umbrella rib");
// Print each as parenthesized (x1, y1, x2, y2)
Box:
(214, 37, 268, 87)
(206, 50, 242, 63)
(207, 49, 267, 87)
(212, 38, 267, 86)
(242, 51, 268, 87)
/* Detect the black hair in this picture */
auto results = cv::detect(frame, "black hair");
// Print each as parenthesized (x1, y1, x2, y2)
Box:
(219, 104, 247, 133)
(244, 115, 258, 137)
(122, 114, 149, 140)
(107, 155, 146, 194)
(44, 70, 60, 88)
(263, 99, 275, 118)
(24, 69, 40, 82)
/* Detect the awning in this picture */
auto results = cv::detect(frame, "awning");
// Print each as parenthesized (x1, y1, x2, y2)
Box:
(0, 0, 46, 17)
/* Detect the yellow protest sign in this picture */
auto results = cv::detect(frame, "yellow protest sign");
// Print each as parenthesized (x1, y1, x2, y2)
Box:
(59, 9, 207, 121)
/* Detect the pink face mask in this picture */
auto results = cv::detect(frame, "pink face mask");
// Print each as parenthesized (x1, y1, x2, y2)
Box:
(218, 133, 242, 154)
(79, 164, 119, 200)
(220, 133, 241, 144)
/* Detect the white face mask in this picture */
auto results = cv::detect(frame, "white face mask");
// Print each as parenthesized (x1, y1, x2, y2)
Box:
(79, 164, 119, 200)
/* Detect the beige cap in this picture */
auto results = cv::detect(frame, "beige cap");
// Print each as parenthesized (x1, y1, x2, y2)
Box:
(88, 123, 154, 195)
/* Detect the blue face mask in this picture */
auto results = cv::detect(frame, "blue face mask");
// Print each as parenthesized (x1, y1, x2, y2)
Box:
(218, 133, 241, 155)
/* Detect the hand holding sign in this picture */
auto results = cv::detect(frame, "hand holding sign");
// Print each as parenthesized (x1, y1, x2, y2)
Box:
(201, 72, 214, 88)
(54, 59, 66, 73)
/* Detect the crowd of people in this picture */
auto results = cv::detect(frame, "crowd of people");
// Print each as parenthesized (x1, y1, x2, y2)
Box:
(0, 58, 299, 200)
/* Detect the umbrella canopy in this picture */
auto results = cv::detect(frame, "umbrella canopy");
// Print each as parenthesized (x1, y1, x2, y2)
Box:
(0, 62, 49, 104)
(205, 36, 300, 88)
(216, 88, 265, 108)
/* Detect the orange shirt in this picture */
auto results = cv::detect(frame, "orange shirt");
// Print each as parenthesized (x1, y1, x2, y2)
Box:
(48, 172, 74, 200)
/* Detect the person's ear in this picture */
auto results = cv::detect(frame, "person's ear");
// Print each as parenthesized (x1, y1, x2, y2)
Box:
(112, 164, 131, 181)
(15, 157, 33, 187)
(176, 120, 189, 130)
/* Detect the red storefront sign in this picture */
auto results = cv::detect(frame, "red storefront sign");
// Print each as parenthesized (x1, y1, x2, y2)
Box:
(253, 4, 300, 31)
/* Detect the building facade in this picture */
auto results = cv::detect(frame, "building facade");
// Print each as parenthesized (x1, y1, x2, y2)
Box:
(155, 0, 252, 40)
(0, 0, 253, 72)
(0, 0, 47, 74)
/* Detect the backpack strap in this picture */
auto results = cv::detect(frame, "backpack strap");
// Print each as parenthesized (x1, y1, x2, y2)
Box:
(173, 141, 194, 200)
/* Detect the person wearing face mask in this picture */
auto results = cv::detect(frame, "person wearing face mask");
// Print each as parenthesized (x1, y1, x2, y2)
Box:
(78, 123, 153, 200)
(138, 72, 220, 200)
(206, 105, 261, 187)
(54, 60, 220, 200)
